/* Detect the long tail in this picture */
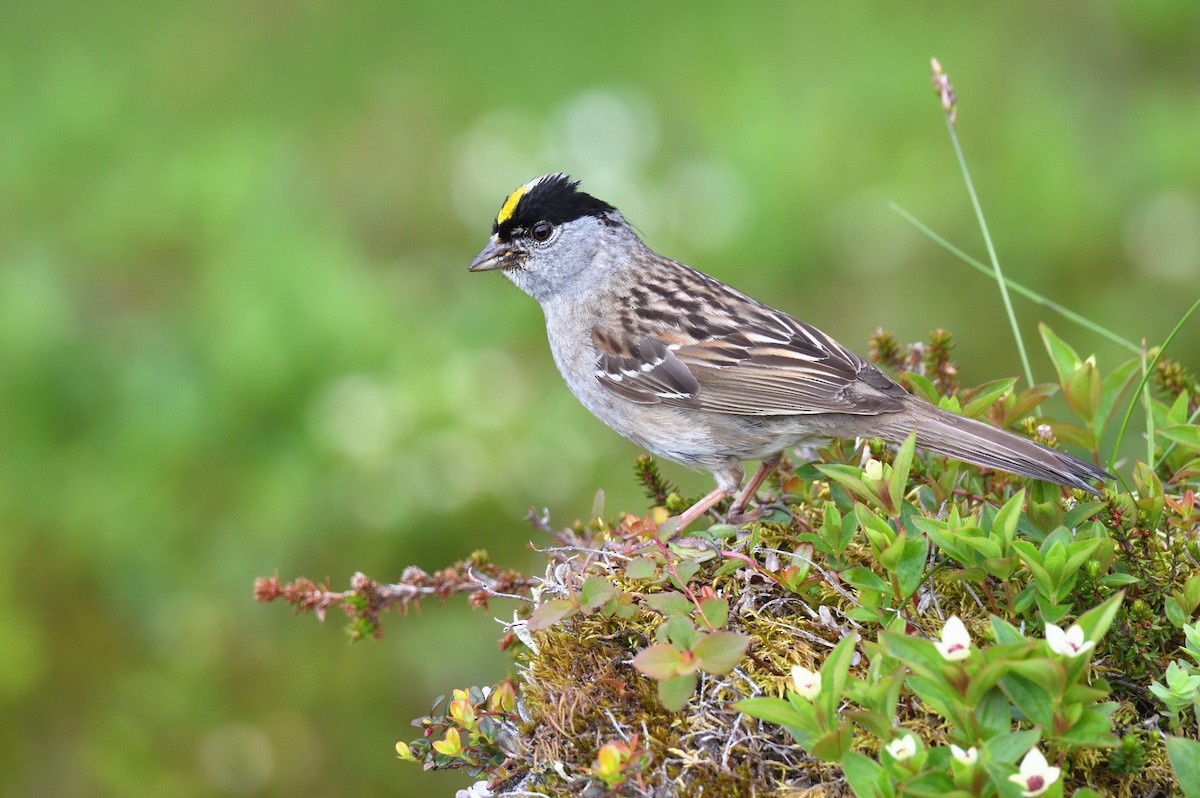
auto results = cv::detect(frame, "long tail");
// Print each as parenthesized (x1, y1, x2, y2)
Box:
(877, 400, 1112, 495)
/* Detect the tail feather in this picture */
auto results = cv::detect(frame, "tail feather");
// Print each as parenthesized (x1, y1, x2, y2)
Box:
(880, 401, 1112, 495)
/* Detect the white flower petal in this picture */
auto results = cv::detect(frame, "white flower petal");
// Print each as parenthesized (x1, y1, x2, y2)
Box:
(1009, 746, 1061, 797)
(1046, 622, 1094, 657)
(935, 616, 972, 661)
(790, 665, 822, 700)
(949, 744, 978, 765)
(884, 733, 918, 761)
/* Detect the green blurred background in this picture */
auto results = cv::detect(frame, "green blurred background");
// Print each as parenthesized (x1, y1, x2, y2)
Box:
(3, 2, 1198, 795)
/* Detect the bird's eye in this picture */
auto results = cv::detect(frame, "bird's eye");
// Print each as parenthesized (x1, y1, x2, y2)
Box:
(530, 221, 553, 242)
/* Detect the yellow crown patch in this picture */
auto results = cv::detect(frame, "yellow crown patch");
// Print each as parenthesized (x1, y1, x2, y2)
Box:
(496, 185, 528, 226)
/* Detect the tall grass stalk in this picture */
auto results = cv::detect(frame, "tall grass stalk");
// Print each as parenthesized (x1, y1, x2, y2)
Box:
(942, 117, 1035, 388)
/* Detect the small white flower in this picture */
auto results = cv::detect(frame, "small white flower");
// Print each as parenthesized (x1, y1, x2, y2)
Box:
(934, 616, 972, 661)
(949, 744, 978, 765)
(1044, 622, 1095, 658)
(884, 732, 918, 762)
(1008, 746, 1061, 797)
(790, 665, 822, 700)
(864, 458, 884, 481)
(456, 780, 494, 798)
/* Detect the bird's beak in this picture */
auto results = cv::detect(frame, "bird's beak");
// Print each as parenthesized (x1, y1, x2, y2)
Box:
(468, 236, 516, 272)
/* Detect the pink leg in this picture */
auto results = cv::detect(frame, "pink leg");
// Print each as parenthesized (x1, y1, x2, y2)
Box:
(728, 454, 782, 519)
(671, 486, 729, 535)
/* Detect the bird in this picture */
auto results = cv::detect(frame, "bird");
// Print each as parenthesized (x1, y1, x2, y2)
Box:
(468, 173, 1111, 531)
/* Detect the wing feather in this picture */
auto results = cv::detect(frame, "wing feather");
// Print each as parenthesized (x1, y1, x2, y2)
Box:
(592, 298, 906, 416)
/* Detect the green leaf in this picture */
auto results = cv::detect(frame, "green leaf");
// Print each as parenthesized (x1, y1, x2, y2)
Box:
(881, 631, 943, 678)
(632, 643, 686, 680)
(1063, 360, 1102, 424)
(889, 432, 917, 508)
(1058, 704, 1118, 747)
(810, 723, 854, 762)
(974, 685, 1014, 739)
(993, 489, 1026, 545)
(986, 727, 1041, 764)
(912, 516, 967, 561)
(900, 772, 960, 797)
(692, 630, 749, 674)
(1099, 572, 1141, 587)
(626, 557, 658, 580)
(1184, 573, 1200, 611)
(1062, 683, 1108, 706)
(906, 675, 957, 718)
(906, 372, 940, 403)
(1007, 658, 1068, 695)
(527, 598, 578, 631)
(1158, 424, 1200, 453)
(656, 672, 698, 711)
(733, 696, 812, 729)
(1061, 538, 1102, 576)
(1049, 420, 1096, 449)
(1062, 501, 1104, 528)
(1000, 383, 1059, 428)
(816, 464, 878, 506)
(843, 567, 891, 593)
(580, 575, 616, 611)
(990, 615, 1027, 645)
(844, 708, 896, 739)
(959, 535, 1003, 561)
(857, 504, 897, 556)
(1000, 674, 1055, 727)
(664, 614, 698, 650)
(698, 597, 729, 630)
(812, 500, 856, 555)
(1075, 591, 1124, 643)
(1040, 324, 1083, 385)
(942, 566, 988, 584)
(1028, 480, 1065, 532)
(966, 661, 1014, 706)
(669, 558, 701, 588)
(1097, 356, 1141, 433)
(895, 532, 929, 599)
(847, 607, 883, 623)
(820, 633, 860, 722)
(1165, 735, 1200, 798)
(962, 377, 1019, 419)
(841, 751, 893, 798)
(645, 591, 693, 616)
(1012, 540, 1054, 596)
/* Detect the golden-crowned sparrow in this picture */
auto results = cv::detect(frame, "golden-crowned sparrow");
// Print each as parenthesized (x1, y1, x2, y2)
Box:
(469, 174, 1110, 530)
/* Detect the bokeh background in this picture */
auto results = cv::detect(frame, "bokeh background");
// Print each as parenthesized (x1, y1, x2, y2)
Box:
(3, 2, 1198, 795)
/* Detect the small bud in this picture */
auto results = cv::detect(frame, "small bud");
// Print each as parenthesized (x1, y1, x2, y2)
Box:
(864, 458, 884, 481)
(790, 665, 822, 700)
(930, 57, 958, 124)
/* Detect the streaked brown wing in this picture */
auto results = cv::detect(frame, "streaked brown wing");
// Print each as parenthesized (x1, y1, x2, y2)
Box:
(593, 307, 906, 416)
(592, 328, 701, 406)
